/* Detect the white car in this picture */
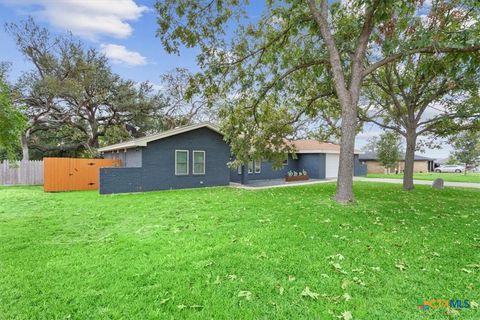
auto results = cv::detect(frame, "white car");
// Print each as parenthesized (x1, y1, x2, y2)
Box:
(434, 164, 465, 173)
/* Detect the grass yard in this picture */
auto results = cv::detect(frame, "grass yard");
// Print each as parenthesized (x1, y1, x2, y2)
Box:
(367, 172, 480, 183)
(0, 183, 479, 319)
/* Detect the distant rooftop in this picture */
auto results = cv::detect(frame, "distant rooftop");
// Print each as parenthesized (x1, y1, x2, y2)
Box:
(290, 140, 362, 154)
(359, 151, 435, 161)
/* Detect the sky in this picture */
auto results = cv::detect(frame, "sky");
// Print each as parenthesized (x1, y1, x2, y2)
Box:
(0, 0, 452, 159)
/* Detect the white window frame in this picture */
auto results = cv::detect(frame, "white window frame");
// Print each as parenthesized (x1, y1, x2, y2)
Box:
(254, 159, 261, 174)
(175, 150, 189, 175)
(248, 161, 254, 174)
(237, 165, 242, 174)
(192, 150, 206, 175)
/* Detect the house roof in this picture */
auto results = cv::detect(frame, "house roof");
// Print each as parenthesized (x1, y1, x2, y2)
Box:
(358, 151, 435, 161)
(99, 122, 361, 155)
(290, 140, 362, 155)
(98, 123, 222, 152)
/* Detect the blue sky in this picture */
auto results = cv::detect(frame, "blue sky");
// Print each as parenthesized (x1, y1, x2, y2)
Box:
(0, 0, 451, 158)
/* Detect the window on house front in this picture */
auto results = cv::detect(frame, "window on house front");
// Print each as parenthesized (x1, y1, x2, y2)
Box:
(248, 161, 254, 174)
(282, 156, 288, 166)
(254, 159, 261, 173)
(175, 150, 189, 175)
(237, 166, 242, 174)
(193, 150, 205, 175)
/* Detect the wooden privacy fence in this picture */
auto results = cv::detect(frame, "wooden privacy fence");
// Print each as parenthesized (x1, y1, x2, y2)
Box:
(0, 160, 44, 185)
(44, 158, 121, 192)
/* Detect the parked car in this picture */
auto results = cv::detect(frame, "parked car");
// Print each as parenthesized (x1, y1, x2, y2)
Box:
(434, 164, 465, 173)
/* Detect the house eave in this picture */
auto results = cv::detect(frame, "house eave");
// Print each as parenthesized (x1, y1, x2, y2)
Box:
(98, 123, 221, 153)
(296, 150, 363, 155)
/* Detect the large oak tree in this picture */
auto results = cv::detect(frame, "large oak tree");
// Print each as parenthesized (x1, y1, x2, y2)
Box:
(155, 0, 479, 203)
(6, 18, 152, 159)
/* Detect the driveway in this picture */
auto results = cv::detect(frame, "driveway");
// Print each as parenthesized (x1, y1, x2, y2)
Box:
(354, 177, 480, 189)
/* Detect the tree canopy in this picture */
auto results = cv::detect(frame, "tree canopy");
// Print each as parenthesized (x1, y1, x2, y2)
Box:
(5, 18, 212, 160)
(0, 63, 25, 160)
(155, 0, 480, 202)
(376, 131, 402, 173)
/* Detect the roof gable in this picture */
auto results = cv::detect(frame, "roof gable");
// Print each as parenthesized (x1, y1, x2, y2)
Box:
(98, 123, 222, 152)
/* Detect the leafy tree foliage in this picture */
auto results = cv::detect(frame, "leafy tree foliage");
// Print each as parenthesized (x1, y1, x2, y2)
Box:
(376, 131, 402, 173)
(6, 18, 151, 158)
(450, 130, 480, 169)
(361, 21, 480, 189)
(361, 136, 379, 153)
(0, 63, 25, 160)
(135, 68, 216, 133)
(155, 0, 480, 203)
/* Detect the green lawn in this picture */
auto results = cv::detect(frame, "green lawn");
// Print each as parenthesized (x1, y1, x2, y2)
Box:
(1, 184, 479, 319)
(367, 172, 480, 183)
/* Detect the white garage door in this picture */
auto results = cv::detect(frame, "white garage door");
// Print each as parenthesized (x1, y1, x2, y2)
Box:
(325, 154, 339, 179)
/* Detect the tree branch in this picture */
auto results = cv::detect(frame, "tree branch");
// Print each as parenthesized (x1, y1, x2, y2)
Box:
(363, 45, 480, 78)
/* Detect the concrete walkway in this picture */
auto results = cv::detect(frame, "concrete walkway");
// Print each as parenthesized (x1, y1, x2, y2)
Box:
(231, 178, 335, 190)
(354, 177, 480, 189)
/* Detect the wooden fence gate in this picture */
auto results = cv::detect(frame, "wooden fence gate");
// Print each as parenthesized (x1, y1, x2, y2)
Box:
(1, 160, 44, 185)
(44, 158, 121, 192)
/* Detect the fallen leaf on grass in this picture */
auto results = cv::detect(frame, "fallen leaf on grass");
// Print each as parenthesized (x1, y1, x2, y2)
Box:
(446, 307, 460, 316)
(238, 290, 253, 300)
(340, 310, 353, 320)
(327, 254, 345, 261)
(461, 268, 473, 274)
(257, 251, 268, 259)
(343, 292, 352, 301)
(352, 277, 365, 286)
(288, 275, 296, 281)
(395, 262, 407, 272)
(331, 262, 348, 274)
(203, 261, 214, 267)
(341, 279, 351, 290)
(301, 287, 320, 300)
(190, 305, 203, 309)
(160, 298, 170, 304)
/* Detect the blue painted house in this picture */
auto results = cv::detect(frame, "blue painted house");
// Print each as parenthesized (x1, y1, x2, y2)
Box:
(99, 123, 366, 194)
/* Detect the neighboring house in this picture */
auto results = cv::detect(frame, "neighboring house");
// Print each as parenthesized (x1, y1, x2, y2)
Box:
(359, 151, 435, 174)
(99, 123, 366, 194)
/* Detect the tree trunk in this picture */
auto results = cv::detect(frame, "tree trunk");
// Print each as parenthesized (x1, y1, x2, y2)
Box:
(335, 99, 357, 203)
(403, 129, 417, 191)
(20, 132, 29, 161)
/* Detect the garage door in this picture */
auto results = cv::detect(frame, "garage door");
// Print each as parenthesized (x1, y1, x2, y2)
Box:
(325, 154, 339, 179)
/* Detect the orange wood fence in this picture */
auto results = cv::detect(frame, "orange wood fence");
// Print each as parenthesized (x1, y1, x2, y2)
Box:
(44, 158, 121, 192)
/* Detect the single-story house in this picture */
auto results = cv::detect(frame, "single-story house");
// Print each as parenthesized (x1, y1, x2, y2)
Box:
(358, 151, 435, 174)
(98, 123, 366, 194)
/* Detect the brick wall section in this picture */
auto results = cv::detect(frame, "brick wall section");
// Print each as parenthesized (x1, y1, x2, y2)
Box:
(100, 127, 231, 194)
(364, 160, 429, 174)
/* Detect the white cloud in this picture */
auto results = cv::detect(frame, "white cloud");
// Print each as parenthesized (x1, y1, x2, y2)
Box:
(3, 0, 147, 39)
(101, 44, 146, 66)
